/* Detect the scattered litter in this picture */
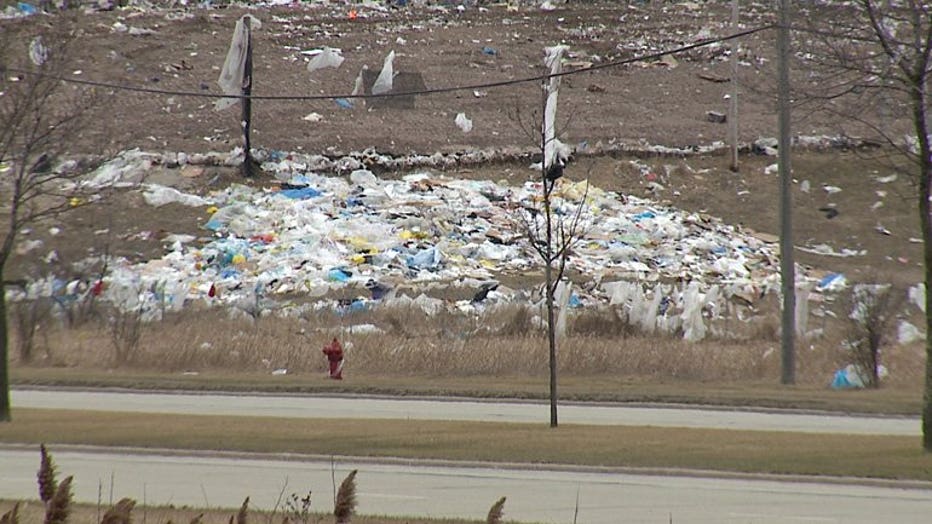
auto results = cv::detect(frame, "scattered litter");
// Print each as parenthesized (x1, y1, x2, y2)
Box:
(143, 184, 210, 207)
(797, 244, 865, 258)
(306, 46, 344, 74)
(897, 320, 924, 344)
(372, 50, 396, 95)
(831, 364, 865, 389)
(335, 98, 353, 109)
(28, 36, 46, 66)
(705, 110, 726, 124)
(303, 112, 323, 122)
(817, 273, 846, 292)
(454, 112, 473, 133)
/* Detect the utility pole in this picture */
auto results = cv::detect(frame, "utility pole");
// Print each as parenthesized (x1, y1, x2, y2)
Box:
(241, 16, 256, 178)
(728, 0, 739, 172)
(777, 0, 795, 384)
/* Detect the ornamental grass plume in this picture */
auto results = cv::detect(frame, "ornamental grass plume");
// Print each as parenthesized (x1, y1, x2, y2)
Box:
(37, 444, 58, 505)
(236, 497, 249, 524)
(101, 498, 137, 524)
(0, 502, 20, 524)
(44, 476, 73, 524)
(486, 497, 506, 524)
(333, 470, 357, 524)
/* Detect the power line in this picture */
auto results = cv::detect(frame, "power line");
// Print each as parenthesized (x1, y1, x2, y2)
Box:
(3, 24, 774, 102)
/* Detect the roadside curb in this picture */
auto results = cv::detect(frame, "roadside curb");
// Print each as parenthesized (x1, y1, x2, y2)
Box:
(4, 442, 931, 491)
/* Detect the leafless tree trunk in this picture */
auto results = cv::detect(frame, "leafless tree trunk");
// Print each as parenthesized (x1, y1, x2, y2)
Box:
(0, 22, 104, 421)
(793, 1, 931, 448)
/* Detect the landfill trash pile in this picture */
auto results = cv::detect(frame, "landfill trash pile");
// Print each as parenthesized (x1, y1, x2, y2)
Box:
(13, 147, 801, 342)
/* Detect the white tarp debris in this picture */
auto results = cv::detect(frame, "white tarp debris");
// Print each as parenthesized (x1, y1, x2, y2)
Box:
(371, 50, 396, 95)
(215, 15, 261, 111)
(455, 112, 473, 133)
(306, 46, 344, 74)
(143, 184, 210, 207)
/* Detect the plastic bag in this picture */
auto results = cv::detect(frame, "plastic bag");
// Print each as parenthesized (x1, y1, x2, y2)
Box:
(216, 15, 261, 111)
(306, 47, 344, 74)
(455, 113, 473, 133)
(372, 50, 396, 95)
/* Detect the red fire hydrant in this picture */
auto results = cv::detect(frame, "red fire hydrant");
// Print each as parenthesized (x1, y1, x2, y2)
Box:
(322, 337, 344, 380)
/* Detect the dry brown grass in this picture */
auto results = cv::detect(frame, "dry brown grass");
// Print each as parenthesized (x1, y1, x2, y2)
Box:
(0, 501, 486, 524)
(11, 300, 927, 395)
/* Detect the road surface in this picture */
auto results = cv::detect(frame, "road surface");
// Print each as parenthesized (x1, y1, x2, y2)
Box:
(1, 447, 929, 524)
(12, 388, 920, 435)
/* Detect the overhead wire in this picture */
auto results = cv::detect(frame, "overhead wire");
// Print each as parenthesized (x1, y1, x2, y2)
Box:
(2, 23, 775, 102)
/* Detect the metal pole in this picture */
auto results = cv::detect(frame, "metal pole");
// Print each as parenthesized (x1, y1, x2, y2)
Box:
(728, 0, 740, 172)
(778, 0, 795, 384)
(241, 16, 255, 178)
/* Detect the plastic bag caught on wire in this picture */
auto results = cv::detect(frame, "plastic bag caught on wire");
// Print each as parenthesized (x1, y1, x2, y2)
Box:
(215, 15, 261, 111)
(542, 45, 569, 170)
(372, 50, 396, 95)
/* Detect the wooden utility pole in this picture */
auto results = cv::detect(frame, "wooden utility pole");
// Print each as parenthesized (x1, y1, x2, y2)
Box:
(241, 16, 256, 178)
(777, 0, 795, 384)
(728, 0, 739, 172)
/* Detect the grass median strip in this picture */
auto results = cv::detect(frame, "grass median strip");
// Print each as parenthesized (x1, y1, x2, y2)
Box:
(2, 408, 931, 481)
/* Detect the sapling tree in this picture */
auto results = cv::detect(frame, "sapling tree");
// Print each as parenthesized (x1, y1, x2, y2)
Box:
(0, 24, 104, 421)
(512, 46, 590, 427)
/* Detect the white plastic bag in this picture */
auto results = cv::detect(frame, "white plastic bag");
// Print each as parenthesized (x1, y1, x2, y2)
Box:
(306, 47, 344, 74)
(455, 112, 473, 133)
(372, 50, 396, 95)
(215, 15, 261, 111)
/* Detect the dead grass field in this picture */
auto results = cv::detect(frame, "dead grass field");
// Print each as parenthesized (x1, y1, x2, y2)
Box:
(11, 298, 927, 415)
(4, 409, 931, 481)
(0, 499, 488, 524)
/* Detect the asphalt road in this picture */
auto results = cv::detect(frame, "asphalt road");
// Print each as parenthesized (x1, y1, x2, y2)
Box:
(12, 388, 920, 435)
(2, 447, 930, 524)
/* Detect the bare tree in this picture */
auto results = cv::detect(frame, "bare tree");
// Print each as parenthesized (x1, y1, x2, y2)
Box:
(794, 1, 931, 448)
(845, 283, 901, 388)
(0, 24, 103, 421)
(512, 46, 589, 428)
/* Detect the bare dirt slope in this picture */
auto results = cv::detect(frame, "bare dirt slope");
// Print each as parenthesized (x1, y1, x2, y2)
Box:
(2, 1, 922, 289)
